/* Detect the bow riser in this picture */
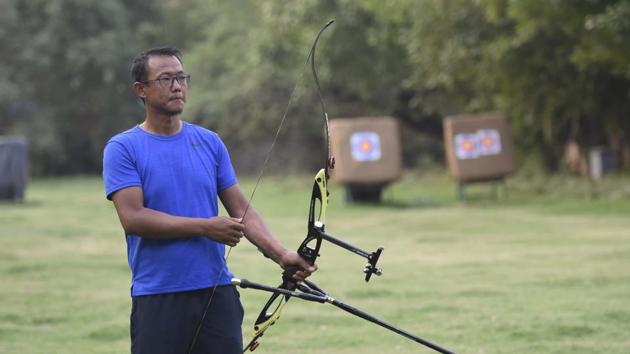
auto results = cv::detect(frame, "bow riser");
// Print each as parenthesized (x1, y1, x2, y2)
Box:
(308, 168, 328, 230)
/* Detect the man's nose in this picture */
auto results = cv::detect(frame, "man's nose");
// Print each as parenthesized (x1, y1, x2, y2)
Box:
(171, 79, 183, 91)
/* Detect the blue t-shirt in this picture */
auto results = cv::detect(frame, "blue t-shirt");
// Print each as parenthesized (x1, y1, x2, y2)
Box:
(102, 121, 237, 296)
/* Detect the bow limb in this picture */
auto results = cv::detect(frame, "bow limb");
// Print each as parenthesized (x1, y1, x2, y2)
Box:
(308, 20, 335, 175)
(242, 289, 289, 352)
(242, 168, 328, 352)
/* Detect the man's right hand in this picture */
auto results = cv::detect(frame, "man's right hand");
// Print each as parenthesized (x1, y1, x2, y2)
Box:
(206, 216, 244, 247)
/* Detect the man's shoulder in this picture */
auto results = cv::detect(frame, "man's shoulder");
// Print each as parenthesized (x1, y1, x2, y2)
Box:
(106, 125, 141, 146)
(184, 121, 222, 141)
(184, 121, 216, 134)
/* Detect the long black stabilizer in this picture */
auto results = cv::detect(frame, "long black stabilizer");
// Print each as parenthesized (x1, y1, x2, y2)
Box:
(327, 297, 455, 354)
(232, 278, 456, 354)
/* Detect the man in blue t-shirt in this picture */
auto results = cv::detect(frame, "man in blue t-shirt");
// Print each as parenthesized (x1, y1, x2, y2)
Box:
(103, 47, 315, 354)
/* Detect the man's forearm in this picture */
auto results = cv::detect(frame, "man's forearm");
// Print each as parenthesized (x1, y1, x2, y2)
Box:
(119, 207, 209, 239)
(218, 184, 290, 265)
(241, 208, 289, 266)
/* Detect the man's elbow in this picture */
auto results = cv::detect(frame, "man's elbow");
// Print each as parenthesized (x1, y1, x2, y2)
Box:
(117, 212, 144, 235)
(119, 218, 136, 235)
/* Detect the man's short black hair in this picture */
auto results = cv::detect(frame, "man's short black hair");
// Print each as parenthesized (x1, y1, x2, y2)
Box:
(131, 47, 183, 83)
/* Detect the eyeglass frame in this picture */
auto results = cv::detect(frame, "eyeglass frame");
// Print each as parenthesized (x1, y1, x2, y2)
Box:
(140, 74, 191, 89)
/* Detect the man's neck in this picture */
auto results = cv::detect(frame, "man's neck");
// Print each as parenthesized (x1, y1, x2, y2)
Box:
(140, 114, 182, 136)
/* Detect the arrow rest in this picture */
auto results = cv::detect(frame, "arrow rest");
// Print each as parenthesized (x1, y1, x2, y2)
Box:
(327, 156, 336, 170)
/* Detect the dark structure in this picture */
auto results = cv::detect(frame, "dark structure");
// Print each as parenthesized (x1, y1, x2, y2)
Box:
(0, 136, 28, 201)
(329, 117, 402, 203)
(443, 113, 515, 200)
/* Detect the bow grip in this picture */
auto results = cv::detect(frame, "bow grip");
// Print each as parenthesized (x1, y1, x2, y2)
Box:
(281, 266, 301, 288)
(281, 243, 318, 284)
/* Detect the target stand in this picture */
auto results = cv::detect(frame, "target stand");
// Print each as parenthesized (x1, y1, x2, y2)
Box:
(329, 117, 402, 204)
(443, 113, 515, 201)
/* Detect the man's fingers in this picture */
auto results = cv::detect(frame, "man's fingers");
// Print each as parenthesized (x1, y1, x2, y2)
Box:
(229, 217, 244, 225)
(292, 270, 306, 281)
(292, 269, 312, 281)
(225, 218, 244, 235)
(291, 262, 318, 280)
(299, 259, 317, 273)
(228, 235, 242, 247)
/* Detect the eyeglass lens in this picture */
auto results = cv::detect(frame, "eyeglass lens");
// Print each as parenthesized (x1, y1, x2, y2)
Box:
(158, 75, 189, 87)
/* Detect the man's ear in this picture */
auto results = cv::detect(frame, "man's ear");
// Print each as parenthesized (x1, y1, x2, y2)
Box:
(133, 82, 147, 100)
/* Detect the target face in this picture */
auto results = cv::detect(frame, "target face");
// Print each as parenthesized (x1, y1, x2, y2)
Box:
(454, 133, 479, 160)
(477, 129, 502, 156)
(350, 131, 382, 161)
(454, 129, 502, 160)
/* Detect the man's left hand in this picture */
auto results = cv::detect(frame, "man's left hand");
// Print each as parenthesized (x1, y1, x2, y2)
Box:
(279, 251, 318, 282)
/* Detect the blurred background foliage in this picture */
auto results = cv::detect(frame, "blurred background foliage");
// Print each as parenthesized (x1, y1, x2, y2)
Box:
(1, 0, 629, 175)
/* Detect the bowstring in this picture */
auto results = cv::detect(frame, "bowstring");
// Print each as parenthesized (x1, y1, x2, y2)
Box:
(187, 20, 335, 354)
(188, 73, 304, 353)
(309, 20, 334, 177)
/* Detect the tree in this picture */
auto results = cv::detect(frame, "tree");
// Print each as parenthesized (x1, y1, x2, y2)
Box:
(3, 0, 629, 175)
(0, 0, 162, 174)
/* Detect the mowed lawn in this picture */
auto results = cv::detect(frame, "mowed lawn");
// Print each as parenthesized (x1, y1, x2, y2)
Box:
(1, 173, 629, 354)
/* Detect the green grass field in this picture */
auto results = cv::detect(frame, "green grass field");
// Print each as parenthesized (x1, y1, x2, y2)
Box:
(1, 172, 629, 353)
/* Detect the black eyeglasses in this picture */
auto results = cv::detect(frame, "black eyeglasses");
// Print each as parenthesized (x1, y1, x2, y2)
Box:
(141, 74, 190, 88)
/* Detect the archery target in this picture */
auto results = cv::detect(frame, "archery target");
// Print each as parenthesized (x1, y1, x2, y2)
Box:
(478, 129, 502, 156)
(329, 117, 402, 184)
(454, 129, 502, 160)
(454, 133, 479, 160)
(350, 131, 381, 161)
(443, 112, 514, 181)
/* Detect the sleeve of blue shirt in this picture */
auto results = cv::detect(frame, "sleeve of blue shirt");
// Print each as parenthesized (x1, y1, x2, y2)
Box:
(215, 135, 238, 193)
(103, 139, 142, 200)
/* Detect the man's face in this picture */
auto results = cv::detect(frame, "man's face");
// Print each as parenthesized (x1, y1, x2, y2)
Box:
(141, 55, 187, 115)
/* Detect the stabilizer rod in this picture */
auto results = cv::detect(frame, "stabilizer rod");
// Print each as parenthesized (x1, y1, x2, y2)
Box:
(232, 278, 456, 354)
(327, 297, 455, 354)
(317, 229, 384, 281)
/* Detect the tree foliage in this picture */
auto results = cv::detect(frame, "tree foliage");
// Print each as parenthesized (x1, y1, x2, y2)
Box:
(1, 0, 629, 175)
(0, 0, 162, 174)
